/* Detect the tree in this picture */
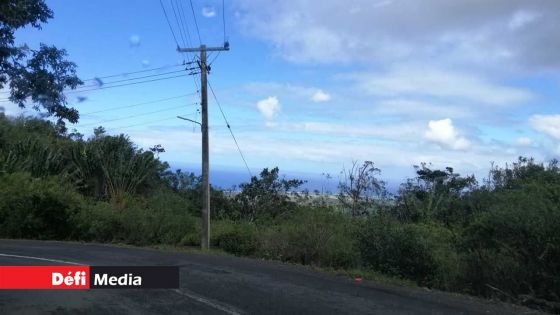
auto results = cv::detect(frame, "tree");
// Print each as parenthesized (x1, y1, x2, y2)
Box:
(234, 167, 304, 221)
(71, 134, 160, 211)
(0, 0, 82, 131)
(394, 163, 476, 224)
(338, 161, 387, 217)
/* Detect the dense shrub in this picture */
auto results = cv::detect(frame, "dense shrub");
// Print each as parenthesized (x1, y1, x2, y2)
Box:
(358, 215, 459, 287)
(258, 207, 359, 269)
(71, 201, 122, 242)
(71, 191, 198, 246)
(0, 172, 82, 240)
(460, 183, 560, 303)
(212, 220, 258, 256)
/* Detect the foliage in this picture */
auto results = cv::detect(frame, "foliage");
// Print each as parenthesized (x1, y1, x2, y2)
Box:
(1, 112, 560, 312)
(0, 0, 82, 129)
(0, 172, 82, 239)
(460, 164, 560, 304)
(357, 214, 459, 287)
(338, 160, 387, 216)
(72, 191, 197, 246)
(212, 220, 258, 256)
(232, 167, 304, 221)
(257, 207, 359, 268)
(71, 133, 161, 211)
(393, 163, 477, 225)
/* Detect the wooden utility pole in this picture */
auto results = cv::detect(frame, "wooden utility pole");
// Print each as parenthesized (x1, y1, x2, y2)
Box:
(178, 43, 229, 250)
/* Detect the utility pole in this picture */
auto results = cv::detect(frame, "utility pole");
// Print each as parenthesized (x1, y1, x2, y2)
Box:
(178, 42, 229, 250)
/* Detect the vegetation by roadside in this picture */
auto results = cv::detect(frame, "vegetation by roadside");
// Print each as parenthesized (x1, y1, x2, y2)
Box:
(1, 115, 559, 313)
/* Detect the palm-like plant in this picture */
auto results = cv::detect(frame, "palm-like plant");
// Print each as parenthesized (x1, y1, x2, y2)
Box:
(70, 134, 159, 211)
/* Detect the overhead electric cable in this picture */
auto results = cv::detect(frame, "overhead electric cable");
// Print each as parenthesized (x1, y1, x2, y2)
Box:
(170, 0, 187, 47)
(159, 0, 180, 47)
(208, 80, 252, 177)
(64, 74, 189, 94)
(189, 0, 202, 45)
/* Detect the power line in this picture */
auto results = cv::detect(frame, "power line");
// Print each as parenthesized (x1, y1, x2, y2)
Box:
(0, 73, 190, 101)
(81, 64, 189, 82)
(0, 74, 191, 103)
(177, 0, 193, 49)
(81, 93, 197, 115)
(159, 0, 180, 47)
(208, 79, 252, 177)
(78, 69, 188, 90)
(170, 0, 187, 47)
(0, 64, 190, 96)
(64, 74, 189, 94)
(189, 0, 202, 45)
(79, 104, 192, 127)
(208, 51, 221, 66)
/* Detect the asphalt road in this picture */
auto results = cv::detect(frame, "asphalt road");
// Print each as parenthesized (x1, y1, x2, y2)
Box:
(0, 239, 543, 315)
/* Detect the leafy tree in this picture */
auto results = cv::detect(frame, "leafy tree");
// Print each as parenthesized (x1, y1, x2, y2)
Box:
(394, 163, 476, 224)
(0, 0, 82, 131)
(487, 157, 560, 191)
(233, 167, 304, 221)
(338, 161, 387, 217)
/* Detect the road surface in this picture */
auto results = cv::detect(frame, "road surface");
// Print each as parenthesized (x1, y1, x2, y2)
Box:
(0, 239, 542, 314)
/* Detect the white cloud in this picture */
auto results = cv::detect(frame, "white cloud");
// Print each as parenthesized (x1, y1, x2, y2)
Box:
(351, 66, 532, 105)
(235, 0, 560, 69)
(376, 99, 471, 119)
(295, 121, 424, 141)
(202, 6, 216, 18)
(311, 90, 331, 102)
(126, 123, 530, 183)
(529, 114, 560, 140)
(257, 96, 281, 121)
(516, 136, 533, 146)
(425, 118, 471, 150)
(508, 10, 540, 30)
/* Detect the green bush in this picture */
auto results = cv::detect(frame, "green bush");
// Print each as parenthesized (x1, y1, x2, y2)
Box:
(116, 198, 197, 246)
(212, 220, 258, 256)
(258, 207, 359, 269)
(358, 215, 459, 287)
(71, 201, 122, 242)
(0, 172, 82, 240)
(460, 183, 560, 303)
(71, 193, 198, 246)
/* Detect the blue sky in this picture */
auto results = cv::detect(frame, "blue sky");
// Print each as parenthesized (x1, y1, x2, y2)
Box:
(3, 0, 560, 187)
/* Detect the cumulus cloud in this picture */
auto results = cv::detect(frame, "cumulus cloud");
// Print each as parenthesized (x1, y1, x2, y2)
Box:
(202, 6, 216, 18)
(235, 0, 560, 69)
(425, 118, 470, 150)
(311, 90, 331, 102)
(529, 114, 560, 140)
(516, 136, 533, 146)
(257, 96, 281, 121)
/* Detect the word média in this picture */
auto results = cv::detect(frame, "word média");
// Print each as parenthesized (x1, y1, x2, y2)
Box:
(94, 273, 142, 286)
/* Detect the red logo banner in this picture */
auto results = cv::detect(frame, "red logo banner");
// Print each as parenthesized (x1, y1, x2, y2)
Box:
(0, 266, 90, 289)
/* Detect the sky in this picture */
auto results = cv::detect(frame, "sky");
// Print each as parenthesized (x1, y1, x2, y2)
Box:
(2, 0, 560, 189)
